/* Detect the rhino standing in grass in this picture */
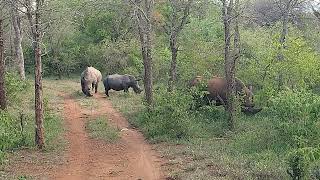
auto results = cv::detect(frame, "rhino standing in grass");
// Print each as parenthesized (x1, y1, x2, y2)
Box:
(103, 74, 143, 97)
(81, 66, 102, 96)
(190, 76, 262, 114)
(207, 76, 255, 107)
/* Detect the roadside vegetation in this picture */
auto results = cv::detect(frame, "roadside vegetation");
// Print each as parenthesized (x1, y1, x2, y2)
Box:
(109, 87, 320, 179)
(0, 77, 68, 179)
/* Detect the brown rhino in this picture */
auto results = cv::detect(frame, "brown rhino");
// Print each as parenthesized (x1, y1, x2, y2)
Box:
(191, 76, 262, 114)
(81, 66, 102, 96)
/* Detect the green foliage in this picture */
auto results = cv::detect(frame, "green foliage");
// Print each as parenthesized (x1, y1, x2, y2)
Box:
(0, 77, 64, 165)
(0, 74, 32, 163)
(238, 26, 320, 96)
(10, 0, 320, 178)
(130, 86, 229, 142)
(99, 39, 143, 76)
(287, 147, 320, 180)
(136, 88, 195, 141)
(269, 90, 320, 148)
(266, 90, 320, 179)
(5, 72, 30, 105)
(177, 14, 224, 82)
(0, 111, 27, 163)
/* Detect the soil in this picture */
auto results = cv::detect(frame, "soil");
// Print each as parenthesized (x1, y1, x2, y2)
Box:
(2, 91, 166, 180)
(52, 93, 165, 180)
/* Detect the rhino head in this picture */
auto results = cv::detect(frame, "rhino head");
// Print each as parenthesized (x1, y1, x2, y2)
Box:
(132, 79, 143, 94)
(81, 77, 93, 97)
(242, 85, 262, 115)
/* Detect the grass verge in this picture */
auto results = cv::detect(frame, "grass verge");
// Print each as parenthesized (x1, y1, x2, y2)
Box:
(107, 89, 292, 180)
(86, 117, 119, 142)
(0, 77, 78, 179)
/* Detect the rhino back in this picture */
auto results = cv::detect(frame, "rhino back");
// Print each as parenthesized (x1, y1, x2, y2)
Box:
(81, 67, 96, 84)
(105, 74, 130, 90)
(92, 67, 102, 82)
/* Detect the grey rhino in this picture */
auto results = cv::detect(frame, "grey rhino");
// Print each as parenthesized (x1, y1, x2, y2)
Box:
(103, 74, 142, 97)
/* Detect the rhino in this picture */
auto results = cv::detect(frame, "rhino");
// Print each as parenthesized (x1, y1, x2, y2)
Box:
(190, 76, 262, 114)
(207, 76, 255, 107)
(103, 74, 143, 97)
(80, 66, 102, 97)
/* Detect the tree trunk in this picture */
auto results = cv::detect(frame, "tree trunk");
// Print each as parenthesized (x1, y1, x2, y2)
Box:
(33, 0, 45, 149)
(11, 4, 25, 80)
(223, 0, 236, 131)
(135, 0, 153, 105)
(0, 18, 7, 110)
(234, 0, 240, 57)
(277, 1, 290, 89)
(168, 32, 178, 92)
(167, 0, 192, 92)
(144, 1, 153, 106)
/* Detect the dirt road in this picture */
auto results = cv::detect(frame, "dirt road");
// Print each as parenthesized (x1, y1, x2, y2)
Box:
(53, 93, 165, 180)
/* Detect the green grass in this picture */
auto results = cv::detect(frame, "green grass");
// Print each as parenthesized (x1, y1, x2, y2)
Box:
(0, 77, 76, 178)
(107, 90, 292, 180)
(1, 78, 67, 152)
(85, 117, 119, 142)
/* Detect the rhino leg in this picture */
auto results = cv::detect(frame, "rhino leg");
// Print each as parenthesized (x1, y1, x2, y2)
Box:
(105, 87, 110, 97)
(124, 86, 129, 93)
(95, 83, 98, 93)
(104, 81, 110, 97)
(81, 79, 86, 95)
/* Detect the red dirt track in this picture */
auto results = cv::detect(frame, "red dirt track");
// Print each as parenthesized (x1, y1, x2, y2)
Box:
(52, 93, 165, 180)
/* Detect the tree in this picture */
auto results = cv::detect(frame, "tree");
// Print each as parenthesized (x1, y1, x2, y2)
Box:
(0, 4, 7, 110)
(249, 0, 305, 27)
(131, 0, 154, 105)
(222, 0, 240, 131)
(26, 0, 45, 149)
(10, 1, 25, 80)
(275, 0, 304, 89)
(165, 0, 192, 92)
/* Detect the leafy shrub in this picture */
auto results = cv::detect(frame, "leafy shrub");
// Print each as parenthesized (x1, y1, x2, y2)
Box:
(269, 90, 320, 148)
(136, 88, 196, 141)
(0, 111, 27, 163)
(5, 72, 30, 105)
(287, 147, 320, 180)
(268, 90, 320, 179)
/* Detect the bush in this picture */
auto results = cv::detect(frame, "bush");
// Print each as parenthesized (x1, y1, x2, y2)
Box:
(286, 147, 320, 180)
(0, 111, 27, 163)
(269, 90, 320, 148)
(135, 88, 196, 141)
(5, 72, 30, 105)
(268, 90, 320, 179)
